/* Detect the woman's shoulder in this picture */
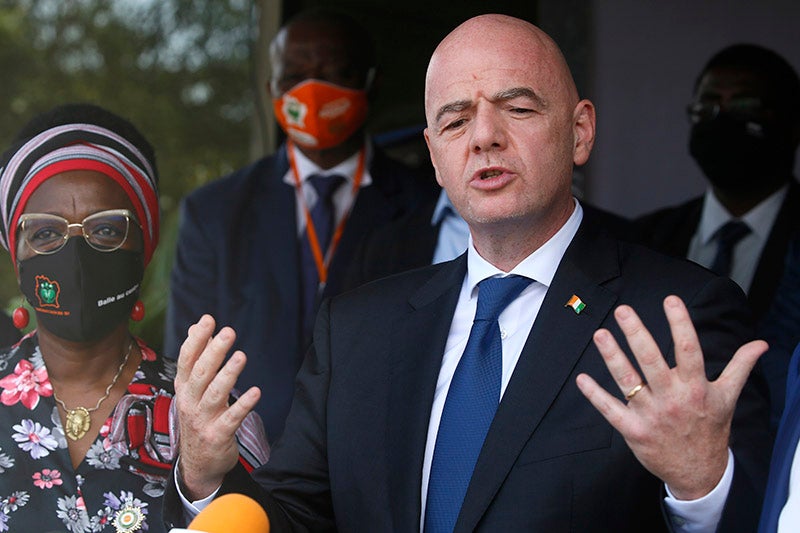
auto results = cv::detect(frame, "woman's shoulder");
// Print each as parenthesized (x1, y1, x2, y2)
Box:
(130, 338, 176, 393)
(0, 332, 43, 375)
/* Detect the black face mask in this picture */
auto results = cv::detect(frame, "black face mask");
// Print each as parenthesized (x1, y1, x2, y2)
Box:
(689, 113, 795, 195)
(18, 237, 144, 342)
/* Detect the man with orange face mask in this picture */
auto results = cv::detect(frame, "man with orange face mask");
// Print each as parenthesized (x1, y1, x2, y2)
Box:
(165, 8, 427, 443)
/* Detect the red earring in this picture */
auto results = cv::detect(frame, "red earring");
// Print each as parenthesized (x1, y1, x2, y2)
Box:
(130, 300, 145, 322)
(13, 306, 29, 330)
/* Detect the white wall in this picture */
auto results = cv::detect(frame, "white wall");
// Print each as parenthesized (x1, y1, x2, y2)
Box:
(586, 0, 800, 218)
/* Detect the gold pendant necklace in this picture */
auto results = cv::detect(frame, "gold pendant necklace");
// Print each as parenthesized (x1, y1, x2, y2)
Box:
(53, 340, 133, 441)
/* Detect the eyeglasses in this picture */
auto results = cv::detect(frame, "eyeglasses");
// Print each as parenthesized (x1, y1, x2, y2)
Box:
(686, 96, 768, 124)
(18, 209, 140, 255)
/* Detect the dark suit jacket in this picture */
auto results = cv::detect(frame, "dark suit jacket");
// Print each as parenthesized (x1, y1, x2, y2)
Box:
(164, 220, 771, 532)
(758, 342, 800, 532)
(634, 180, 800, 321)
(165, 143, 426, 442)
(343, 197, 439, 291)
(759, 236, 800, 431)
(345, 198, 635, 292)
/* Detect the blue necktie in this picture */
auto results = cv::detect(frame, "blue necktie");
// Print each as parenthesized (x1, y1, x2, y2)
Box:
(425, 275, 532, 532)
(710, 220, 750, 277)
(301, 174, 345, 343)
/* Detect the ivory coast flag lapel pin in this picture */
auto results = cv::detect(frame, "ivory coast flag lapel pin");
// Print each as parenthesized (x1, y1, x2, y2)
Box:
(565, 294, 586, 314)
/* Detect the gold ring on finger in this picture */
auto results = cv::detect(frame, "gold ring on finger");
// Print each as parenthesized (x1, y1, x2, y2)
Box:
(625, 383, 645, 401)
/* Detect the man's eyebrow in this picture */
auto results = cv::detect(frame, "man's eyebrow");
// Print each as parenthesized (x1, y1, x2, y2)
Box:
(434, 87, 546, 124)
(493, 87, 546, 107)
(435, 100, 472, 124)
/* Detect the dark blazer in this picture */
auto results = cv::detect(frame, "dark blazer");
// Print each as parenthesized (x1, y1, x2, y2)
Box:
(165, 143, 426, 442)
(343, 198, 439, 291)
(759, 342, 800, 532)
(759, 236, 800, 430)
(634, 180, 800, 321)
(164, 220, 771, 532)
(345, 198, 635, 292)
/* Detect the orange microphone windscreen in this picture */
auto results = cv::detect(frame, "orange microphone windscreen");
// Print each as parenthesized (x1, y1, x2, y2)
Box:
(188, 493, 270, 533)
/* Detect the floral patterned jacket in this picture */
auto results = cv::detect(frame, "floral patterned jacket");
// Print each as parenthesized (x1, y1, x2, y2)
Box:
(0, 333, 269, 532)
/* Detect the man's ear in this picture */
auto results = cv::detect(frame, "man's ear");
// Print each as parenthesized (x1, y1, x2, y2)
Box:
(573, 99, 596, 166)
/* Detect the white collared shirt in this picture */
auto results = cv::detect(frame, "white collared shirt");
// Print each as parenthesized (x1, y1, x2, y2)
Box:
(419, 199, 584, 528)
(282, 142, 374, 237)
(687, 185, 788, 293)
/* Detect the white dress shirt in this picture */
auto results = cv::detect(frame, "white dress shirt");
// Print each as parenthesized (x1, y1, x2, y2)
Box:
(283, 142, 374, 237)
(419, 200, 584, 528)
(687, 185, 788, 293)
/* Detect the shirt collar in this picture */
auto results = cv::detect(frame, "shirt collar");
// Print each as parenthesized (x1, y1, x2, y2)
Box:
(283, 141, 373, 187)
(697, 184, 789, 245)
(466, 198, 584, 296)
(431, 189, 457, 226)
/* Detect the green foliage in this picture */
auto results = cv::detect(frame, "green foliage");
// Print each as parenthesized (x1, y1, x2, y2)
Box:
(0, 0, 257, 350)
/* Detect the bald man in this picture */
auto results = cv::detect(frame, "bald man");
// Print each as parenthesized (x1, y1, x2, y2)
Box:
(164, 14, 770, 532)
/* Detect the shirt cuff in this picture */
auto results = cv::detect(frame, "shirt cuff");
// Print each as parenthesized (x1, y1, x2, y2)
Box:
(174, 456, 222, 524)
(663, 448, 733, 533)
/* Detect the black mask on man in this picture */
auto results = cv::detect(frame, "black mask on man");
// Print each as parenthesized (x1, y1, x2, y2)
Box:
(689, 113, 795, 195)
(18, 237, 143, 342)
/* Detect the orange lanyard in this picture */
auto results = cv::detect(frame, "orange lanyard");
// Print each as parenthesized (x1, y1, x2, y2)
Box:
(288, 141, 365, 284)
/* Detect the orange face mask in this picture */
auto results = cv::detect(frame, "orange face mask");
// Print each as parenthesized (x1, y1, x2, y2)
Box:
(273, 79, 369, 150)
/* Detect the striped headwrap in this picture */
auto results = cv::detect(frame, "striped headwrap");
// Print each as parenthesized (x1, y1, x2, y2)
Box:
(0, 104, 159, 266)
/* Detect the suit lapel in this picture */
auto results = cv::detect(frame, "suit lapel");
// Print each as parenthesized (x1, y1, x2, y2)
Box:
(456, 226, 621, 532)
(648, 198, 702, 257)
(325, 182, 396, 296)
(748, 180, 800, 319)
(236, 146, 299, 328)
(760, 343, 800, 532)
(324, 149, 410, 297)
(387, 257, 466, 531)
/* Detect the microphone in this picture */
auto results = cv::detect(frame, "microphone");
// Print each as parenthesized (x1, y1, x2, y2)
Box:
(169, 493, 270, 532)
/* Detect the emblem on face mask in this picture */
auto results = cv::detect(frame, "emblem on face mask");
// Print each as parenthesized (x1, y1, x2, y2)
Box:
(282, 95, 307, 127)
(34, 275, 61, 308)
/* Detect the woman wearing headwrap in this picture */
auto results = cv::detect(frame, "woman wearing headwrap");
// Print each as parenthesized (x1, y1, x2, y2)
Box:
(0, 104, 268, 532)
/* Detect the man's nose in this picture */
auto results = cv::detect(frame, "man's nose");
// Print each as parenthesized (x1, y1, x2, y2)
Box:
(470, 106, 507, 153)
